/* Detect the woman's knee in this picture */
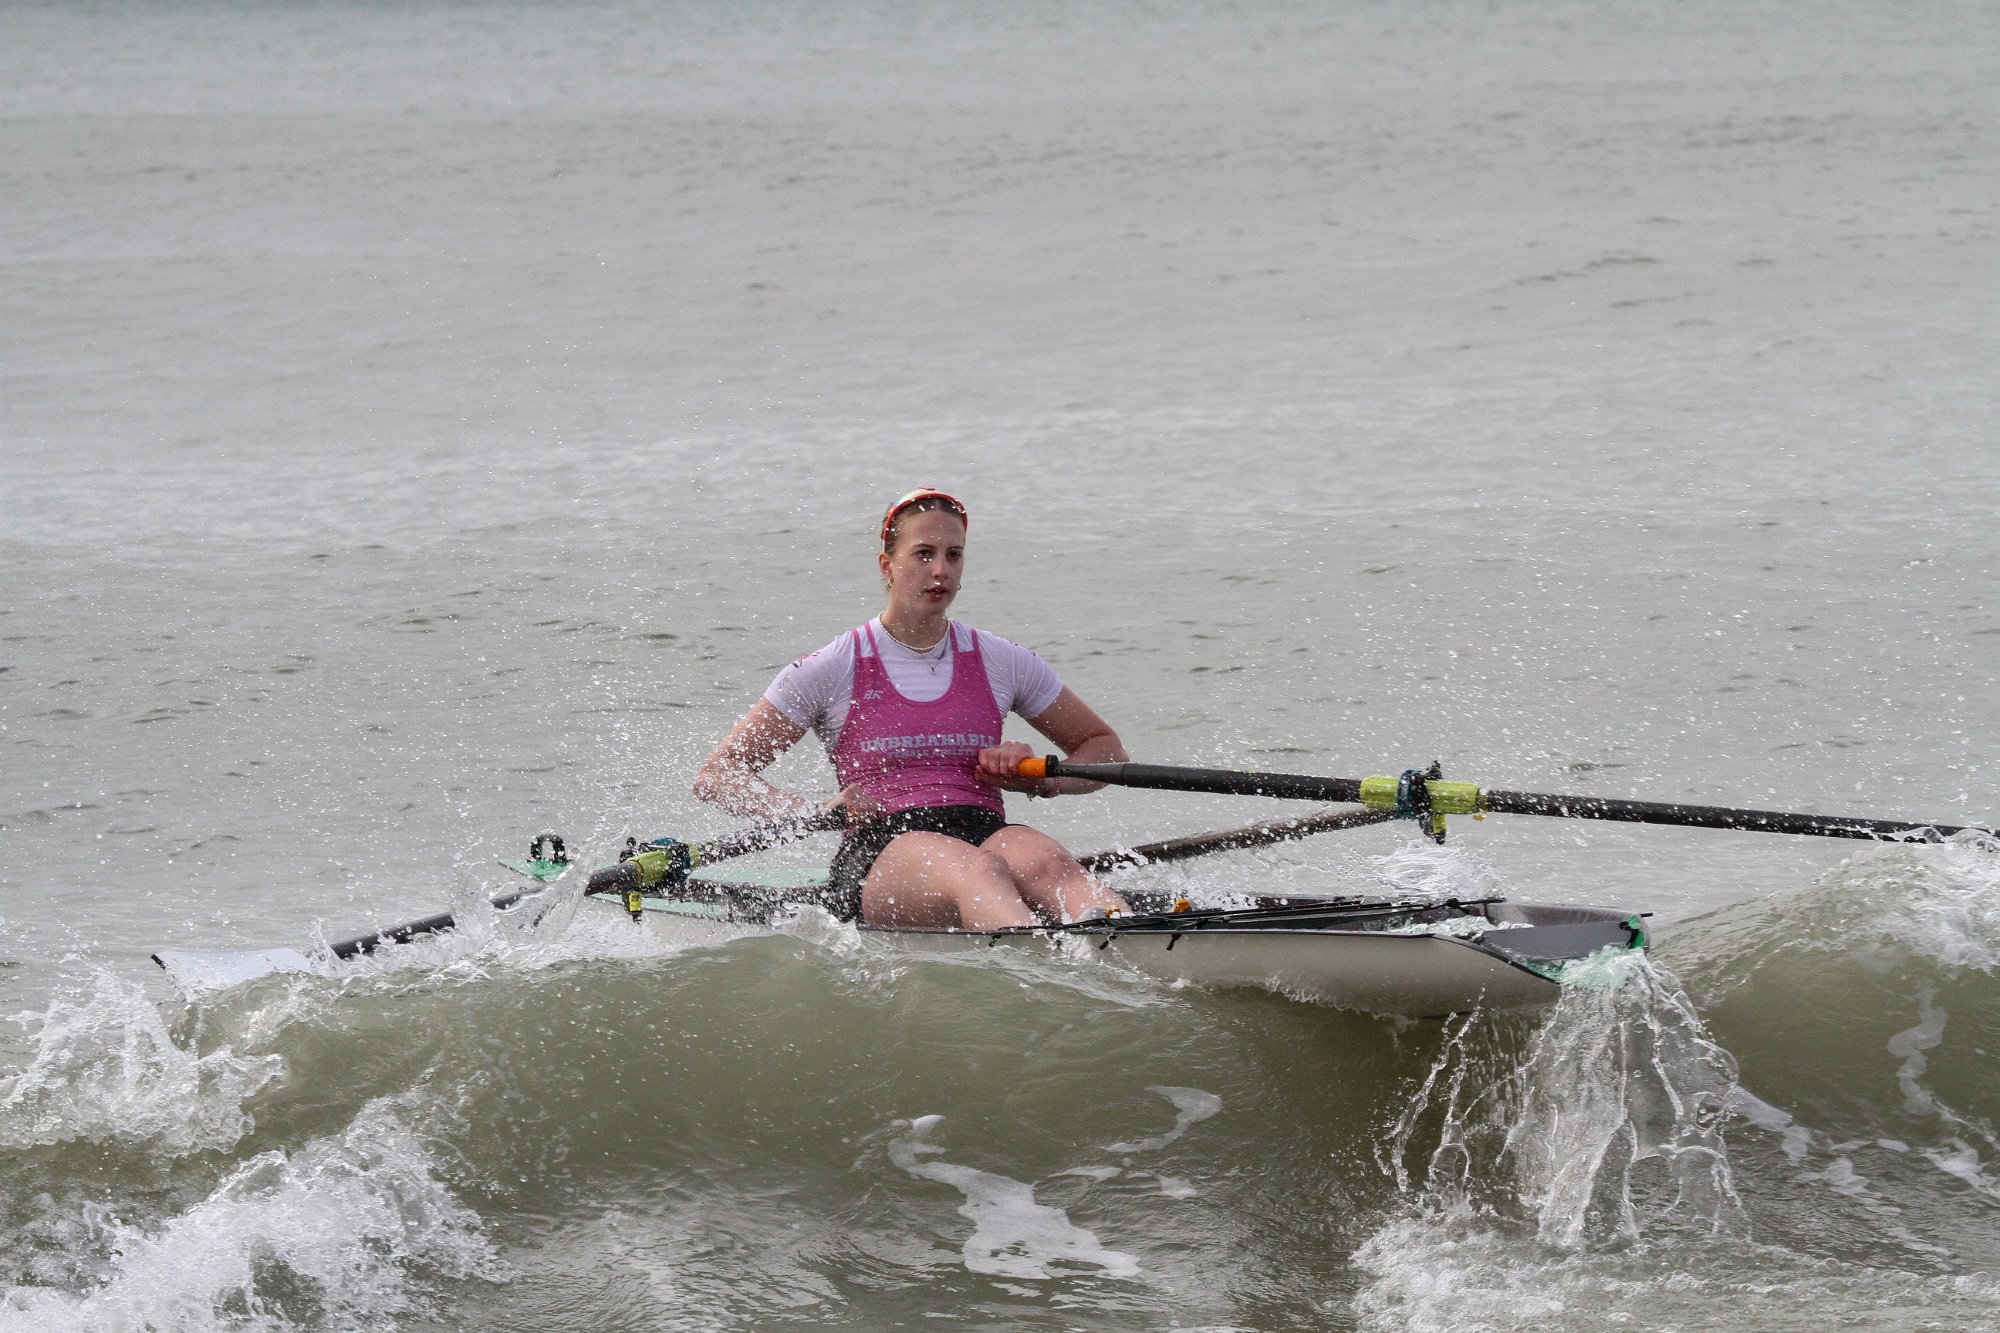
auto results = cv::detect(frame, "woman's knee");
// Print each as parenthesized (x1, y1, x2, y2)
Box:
(934, 847, 1023, 916)
(989, 828, 1081, 885)
(969, 845, 1015, 884)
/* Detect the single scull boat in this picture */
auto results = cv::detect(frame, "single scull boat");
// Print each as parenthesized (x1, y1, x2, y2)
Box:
(576, 862, 1647, 1018)
(150, 807, 1647, 1017)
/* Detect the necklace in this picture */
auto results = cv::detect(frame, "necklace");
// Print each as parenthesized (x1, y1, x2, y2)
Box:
(880, 621, 951, 672)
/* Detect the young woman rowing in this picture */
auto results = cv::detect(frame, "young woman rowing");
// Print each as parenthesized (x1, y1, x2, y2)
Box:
(693, 488, 1130, 930)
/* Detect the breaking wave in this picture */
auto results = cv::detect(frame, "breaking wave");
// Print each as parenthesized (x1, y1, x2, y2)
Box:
(2, 1100, 504, 1332)
(1352, 837, 2000, 1331)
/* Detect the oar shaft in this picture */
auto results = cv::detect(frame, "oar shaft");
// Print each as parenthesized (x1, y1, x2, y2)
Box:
(1078, 807, 1393, 873)
(1026, 757, 1995, 844)
(327, 890, 532, 960)
(1482, 789, 1987, 841)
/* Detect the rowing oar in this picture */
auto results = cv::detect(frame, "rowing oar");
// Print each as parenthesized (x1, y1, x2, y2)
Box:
(1076, 806, 1394, 872)
(1018, 757, 1999, 845)
(150, 810, 847, 976)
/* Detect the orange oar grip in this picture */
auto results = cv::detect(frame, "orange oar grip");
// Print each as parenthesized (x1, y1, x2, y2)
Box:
(1016, 756, 1050, 780)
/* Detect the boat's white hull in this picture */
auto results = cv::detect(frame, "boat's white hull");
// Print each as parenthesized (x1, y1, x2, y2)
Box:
(580, 893, 1622, 1018)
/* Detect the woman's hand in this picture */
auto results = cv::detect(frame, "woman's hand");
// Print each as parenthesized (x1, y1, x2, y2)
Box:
(976, 742, 1048, 793)
(821, 784, 884, 825)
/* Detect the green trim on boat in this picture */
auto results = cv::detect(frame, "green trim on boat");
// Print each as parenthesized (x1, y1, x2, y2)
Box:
(689, 866, 832, 890)
(644, 898, 731, 919)
(498, 857, 571, 882)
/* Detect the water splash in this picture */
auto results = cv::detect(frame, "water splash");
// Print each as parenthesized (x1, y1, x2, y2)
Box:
(1352, 1219, 2000, 1333)
(1695, 834, 2000, 988)
(0, 1099, 505, 1331)
(1370, 839, 1506, 904)
(1498, 952, 1743, 1249)
(1866, 833, 2000, 973)
(0, 969, 282, 1155)
(1353, 954, 1757, 1328)
(1376, 950, 1743, 1250)
(789, 910, 1172, 1012)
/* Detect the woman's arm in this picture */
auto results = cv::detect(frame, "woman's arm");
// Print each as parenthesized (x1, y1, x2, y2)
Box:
(692, 699, 817, 819)
(975, 687, 1128, 794)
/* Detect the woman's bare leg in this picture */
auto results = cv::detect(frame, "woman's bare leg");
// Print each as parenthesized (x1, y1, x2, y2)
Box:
(860, 832, 1038, 930)
(981, 826, 1128, 922)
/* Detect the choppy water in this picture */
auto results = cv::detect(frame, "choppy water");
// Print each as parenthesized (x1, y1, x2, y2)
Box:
(4, 0, 1998, 1327)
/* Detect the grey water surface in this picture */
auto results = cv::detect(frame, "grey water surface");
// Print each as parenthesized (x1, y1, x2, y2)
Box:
(4, 1, 1998, 1328)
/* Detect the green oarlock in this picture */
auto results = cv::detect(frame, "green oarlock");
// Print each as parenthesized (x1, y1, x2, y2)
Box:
(626, 848, 678, 889)
(1356, 776, 1486, 815)
(1359, 775, 1399, 810)
(1428, 781, 1483, 814)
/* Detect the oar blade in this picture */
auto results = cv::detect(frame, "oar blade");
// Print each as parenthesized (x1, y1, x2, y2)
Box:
(151, 946, 330, 992)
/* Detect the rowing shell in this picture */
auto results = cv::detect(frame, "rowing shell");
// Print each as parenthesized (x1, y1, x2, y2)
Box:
(152, 865, 1646, 1017)
(592, 868, 1649, 1019)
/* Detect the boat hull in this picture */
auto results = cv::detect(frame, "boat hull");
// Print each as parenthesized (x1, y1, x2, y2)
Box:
(581, 883, 1643, 1019)
(875, 922, 1561, 1015)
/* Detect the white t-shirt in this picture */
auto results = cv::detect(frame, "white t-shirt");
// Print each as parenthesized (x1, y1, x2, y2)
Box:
(764, 619, 1065, 751)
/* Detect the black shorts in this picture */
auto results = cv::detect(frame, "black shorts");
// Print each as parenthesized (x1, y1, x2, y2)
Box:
(826, 805, 1013, 923)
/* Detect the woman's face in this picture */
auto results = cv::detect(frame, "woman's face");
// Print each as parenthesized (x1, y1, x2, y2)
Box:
(879, 508, 966, 616)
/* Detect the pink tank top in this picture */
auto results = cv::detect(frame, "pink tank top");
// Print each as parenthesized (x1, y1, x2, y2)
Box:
(829, 623, 1006, 819)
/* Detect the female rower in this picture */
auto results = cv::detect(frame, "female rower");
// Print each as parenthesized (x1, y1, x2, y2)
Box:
(692, 488, 1130, 930)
